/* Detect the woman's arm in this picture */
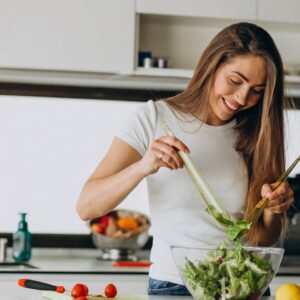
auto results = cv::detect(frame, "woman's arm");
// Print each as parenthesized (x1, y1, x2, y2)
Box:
(76, 137, 144, 220)
(76, 136, 189, 221)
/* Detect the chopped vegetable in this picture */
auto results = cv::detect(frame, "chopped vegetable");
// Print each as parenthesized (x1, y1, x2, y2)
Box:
(182, 241, 273, 300)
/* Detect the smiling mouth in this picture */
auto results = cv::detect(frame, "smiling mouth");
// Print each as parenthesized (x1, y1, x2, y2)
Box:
(222, 97, 239, 112)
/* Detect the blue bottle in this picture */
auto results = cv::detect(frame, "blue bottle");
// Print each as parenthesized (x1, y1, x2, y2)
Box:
(13, 212, 32, 262)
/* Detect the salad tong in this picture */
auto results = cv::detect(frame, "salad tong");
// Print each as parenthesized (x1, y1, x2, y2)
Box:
(245, 155, 300, 226)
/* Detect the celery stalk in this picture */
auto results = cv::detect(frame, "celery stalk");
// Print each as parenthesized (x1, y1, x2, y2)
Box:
(161, 121, 232, 225)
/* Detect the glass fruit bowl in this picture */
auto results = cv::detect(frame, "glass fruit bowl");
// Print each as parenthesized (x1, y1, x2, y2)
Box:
(171, 244, 284, 300)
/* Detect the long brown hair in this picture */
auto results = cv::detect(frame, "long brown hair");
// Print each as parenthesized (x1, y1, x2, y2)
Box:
(167, 22, 287, 245)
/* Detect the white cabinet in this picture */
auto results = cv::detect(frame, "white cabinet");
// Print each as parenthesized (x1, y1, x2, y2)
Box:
(257, 0, 300, 24)
(0, 0, 135, 73)
(136, 0, 256, 20)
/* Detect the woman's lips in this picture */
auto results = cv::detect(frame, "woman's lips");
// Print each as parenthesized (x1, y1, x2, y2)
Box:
(222, 97, 240, 112)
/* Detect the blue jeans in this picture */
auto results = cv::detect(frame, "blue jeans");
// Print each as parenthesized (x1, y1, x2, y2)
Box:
(148, 277, 271, 297)
(148, 278, 190, 296)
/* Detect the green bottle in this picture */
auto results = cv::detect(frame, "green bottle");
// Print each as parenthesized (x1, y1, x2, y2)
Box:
(13, 212, 32, 262)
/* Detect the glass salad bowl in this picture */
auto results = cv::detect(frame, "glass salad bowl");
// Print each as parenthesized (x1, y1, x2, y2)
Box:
(171, 244, 284, 300)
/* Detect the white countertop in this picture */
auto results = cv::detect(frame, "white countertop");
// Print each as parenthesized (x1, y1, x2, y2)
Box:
(1, 248, 299, 275)
(1, 248, 150, 274)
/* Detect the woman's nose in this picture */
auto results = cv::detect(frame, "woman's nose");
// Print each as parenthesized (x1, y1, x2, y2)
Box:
(234, 89, 248, 105)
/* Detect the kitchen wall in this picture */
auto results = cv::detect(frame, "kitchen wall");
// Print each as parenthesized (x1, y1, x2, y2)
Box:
(0, 96, 148, 234)
(1, 96, 300, 235)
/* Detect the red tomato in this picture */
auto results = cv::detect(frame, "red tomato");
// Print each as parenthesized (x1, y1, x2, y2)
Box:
(71, 283, 89, 298)
(104, 283, 117, 298)
(74, 297, 88, 300)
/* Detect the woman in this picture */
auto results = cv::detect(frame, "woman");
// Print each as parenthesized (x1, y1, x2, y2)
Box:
(76, 22, 294, 296)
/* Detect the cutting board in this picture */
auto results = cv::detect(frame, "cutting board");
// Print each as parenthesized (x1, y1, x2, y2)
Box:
(42, 291, 147, 300)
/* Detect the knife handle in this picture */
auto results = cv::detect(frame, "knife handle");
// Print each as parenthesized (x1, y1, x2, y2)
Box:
(18, 278, 65, 293)
(112, 261, 151, 267)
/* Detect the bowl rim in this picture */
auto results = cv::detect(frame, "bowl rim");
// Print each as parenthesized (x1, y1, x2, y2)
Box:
(170, 245, 285, 254)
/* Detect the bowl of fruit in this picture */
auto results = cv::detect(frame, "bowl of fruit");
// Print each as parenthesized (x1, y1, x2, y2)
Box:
(171, 242, 284, 300)
(90, 209, 150, 260)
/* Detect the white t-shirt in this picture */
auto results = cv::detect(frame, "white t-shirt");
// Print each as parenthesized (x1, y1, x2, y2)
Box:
(116, 100, 248, 284)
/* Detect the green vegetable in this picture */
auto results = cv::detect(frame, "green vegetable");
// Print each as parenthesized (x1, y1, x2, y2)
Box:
(182, 240, 273, 300)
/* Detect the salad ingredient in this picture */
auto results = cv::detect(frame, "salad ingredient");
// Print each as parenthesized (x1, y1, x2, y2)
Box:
(91, 223, 106, 234)
(275, 283, 300, 300)
(105, 217, 118, 237)
(104, 283, 117, 298)
(183, 241, 273, 300)
(205, 205, 252, 241)
(117, 217, 138, 231)
(71, 283, 89, 298)
(91, 210, 149, 239)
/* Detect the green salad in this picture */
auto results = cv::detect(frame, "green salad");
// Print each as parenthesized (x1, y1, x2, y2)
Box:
(182, 241, 273, 300)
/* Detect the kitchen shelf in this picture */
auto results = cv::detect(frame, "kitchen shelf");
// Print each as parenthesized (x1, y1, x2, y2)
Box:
(133, 67, 193, 78)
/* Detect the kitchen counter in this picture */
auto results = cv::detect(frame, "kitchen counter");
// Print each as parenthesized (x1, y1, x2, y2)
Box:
(0, 283, 278, 300)
(0, 248, 151, 274)
(1, 248, 299, 275)
(0, 246, 299, 299)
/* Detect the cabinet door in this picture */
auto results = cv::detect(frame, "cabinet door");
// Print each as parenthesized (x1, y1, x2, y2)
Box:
(258, 0, 300, 24)
(0, 0, 135, 73)
(136, 0, 256, 20)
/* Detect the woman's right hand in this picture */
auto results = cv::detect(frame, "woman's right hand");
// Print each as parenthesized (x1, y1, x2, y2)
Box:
(138, 136, 190, 176)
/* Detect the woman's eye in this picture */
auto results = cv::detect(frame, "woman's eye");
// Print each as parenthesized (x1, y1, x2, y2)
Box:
(253, 89, 264, 95)
(230, 79, 241, 85)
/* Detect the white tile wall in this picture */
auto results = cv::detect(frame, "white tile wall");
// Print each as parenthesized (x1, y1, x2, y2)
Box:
(0, 96, 148, 233)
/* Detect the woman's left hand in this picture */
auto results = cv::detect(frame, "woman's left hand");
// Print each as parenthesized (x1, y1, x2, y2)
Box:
(261, 181, 294, 214)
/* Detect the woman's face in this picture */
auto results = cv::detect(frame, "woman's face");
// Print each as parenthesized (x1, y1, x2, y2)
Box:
(207, 55, 266, 126)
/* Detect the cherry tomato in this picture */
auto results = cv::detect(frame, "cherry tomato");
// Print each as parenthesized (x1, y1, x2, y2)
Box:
(104, 283, 117, 298)
(74, 297, 88, 300)
(71, 283, 89, 298)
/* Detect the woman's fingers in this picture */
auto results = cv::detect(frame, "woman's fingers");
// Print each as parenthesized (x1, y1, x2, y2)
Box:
(263, 181, 295, 213)
(261, 183, 274, 198)
(269, 181, 294, 200)
(153, 136, 189, 169)
(262, 182, 293, 200)
(266, 198, 294, 214)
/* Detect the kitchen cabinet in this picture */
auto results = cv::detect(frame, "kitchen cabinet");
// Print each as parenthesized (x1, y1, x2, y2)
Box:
(134, 2, 300, 97)
(136, 0, 256, 20)
(0, 0, 135, 74)
(257, 0, 300, 24)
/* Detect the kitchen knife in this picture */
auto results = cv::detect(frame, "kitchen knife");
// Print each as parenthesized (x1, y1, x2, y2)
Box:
(18, 278, 65, 293)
